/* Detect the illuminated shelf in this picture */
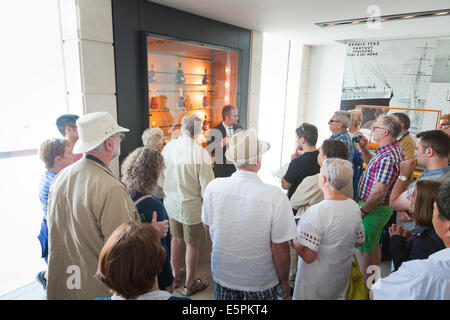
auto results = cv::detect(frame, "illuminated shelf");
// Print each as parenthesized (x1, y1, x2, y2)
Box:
(148, 51, 212, 61)
(149, 83, 211, 86)
(151, 71, 214, 76)
(149, 108, 217, 113)
(155, 90, 214, 93)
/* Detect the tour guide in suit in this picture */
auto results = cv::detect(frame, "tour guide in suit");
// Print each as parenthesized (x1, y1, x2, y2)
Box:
(207, 105, 243, 178)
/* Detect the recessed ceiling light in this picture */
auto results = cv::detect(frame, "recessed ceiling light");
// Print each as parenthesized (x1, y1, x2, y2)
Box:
(315, 8, 450, 27)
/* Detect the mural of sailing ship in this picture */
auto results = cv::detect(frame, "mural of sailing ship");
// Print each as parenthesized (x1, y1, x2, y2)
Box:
(396, 42, 436, 132)
(340, 58, 393, 125)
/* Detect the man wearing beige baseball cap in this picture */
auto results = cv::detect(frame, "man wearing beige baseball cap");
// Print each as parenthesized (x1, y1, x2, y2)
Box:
(201, 129, 297, 300)
(46, 112, 168, 300)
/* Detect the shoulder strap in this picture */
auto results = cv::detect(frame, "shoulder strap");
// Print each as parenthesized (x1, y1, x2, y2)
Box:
(134, 195, 153, 206)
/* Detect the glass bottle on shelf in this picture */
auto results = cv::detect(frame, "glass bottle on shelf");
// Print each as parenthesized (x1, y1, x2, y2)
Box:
(175, 62, 185, 84)
(202, 115, 209, 132)
(148, 64, 156, 83)
(184, 94, 192, 109)
(150, 88, 159, 110)
(202, 90, 209, 107)
(177, 88, 185, 109)
(202, 69, 209, 85)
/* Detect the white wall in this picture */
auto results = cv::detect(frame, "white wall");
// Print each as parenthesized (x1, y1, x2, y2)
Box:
(256, 33, 302, 185)
(303, 44, 347, 145)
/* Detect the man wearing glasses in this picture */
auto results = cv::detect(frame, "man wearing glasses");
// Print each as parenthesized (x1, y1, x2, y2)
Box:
(328, 111, 354, 162)
(354, 115, 404, 285)
(46, 112, 168, 300)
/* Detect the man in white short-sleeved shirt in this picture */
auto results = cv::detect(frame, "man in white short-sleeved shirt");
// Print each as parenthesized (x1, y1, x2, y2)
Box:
(371, 181, 450, 300)
(202, 129, 297, 300)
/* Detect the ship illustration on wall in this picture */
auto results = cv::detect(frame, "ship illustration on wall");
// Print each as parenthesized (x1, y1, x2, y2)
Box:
(340, 39, 444, 134)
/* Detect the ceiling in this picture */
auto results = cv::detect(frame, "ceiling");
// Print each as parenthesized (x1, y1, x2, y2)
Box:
(147, 0, 450, 45)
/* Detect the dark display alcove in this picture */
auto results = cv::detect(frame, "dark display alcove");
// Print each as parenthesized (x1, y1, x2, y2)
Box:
(112, 0, 251, 163)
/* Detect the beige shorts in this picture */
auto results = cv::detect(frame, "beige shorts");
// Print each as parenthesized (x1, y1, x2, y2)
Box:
(169, 217, 206, 245)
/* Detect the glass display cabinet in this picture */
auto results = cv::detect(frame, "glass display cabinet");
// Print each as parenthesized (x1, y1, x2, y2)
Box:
(144, 34, 240, 143)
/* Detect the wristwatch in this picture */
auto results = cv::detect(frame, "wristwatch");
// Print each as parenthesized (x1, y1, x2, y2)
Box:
(360, 207, 368, 216)
(399, 175, 407, 182)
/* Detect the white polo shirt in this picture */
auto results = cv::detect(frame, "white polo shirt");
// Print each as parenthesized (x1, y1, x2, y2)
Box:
(161, 136, 214, 225)
(202, 170, 297, 292)
(372, 248, 450, 300)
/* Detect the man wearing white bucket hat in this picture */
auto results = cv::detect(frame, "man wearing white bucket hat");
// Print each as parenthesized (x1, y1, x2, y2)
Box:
(46, 112, 168, 300)
(202, 129, 297, 300)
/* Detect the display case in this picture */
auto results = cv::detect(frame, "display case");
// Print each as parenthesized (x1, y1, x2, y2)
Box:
(144, 34, 240, 143)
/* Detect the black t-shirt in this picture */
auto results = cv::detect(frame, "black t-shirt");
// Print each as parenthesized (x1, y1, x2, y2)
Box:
(132, 192, 173, 289)
(284, 150, 320, 199)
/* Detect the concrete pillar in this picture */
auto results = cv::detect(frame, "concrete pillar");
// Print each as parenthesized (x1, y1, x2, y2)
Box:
(59, 0, 120, 176)
(247, 31, 263, 133)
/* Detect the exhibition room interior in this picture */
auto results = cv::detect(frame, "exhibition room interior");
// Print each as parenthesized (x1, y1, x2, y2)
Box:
(0, 0, 449, 299)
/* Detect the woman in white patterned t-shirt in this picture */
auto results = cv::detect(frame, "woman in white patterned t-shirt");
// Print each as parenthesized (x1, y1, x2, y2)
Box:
(293, 158, 365, 300)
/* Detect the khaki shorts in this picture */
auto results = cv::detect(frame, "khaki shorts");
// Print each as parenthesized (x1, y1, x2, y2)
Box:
(169, 217, 206, 245)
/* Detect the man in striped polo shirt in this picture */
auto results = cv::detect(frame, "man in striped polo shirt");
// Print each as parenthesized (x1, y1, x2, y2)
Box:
(354, 115, 404, 284)
(36, 138, 74, 289)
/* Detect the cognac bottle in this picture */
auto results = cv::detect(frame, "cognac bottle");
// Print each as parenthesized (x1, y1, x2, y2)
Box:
(150, 88, 158, 110)
(148, 64, 156, 83)
(177, 88, 185, 109)
(202, 115, 209, 131)
(175, 62, 185, 84)
(202, 91, 209, 107)
(202, 69, 209, 85)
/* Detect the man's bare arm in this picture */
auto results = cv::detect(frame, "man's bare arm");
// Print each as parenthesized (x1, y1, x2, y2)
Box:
(271, 241, 291, 300)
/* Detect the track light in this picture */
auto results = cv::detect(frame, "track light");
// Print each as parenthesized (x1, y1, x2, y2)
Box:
(316, 9, 450, 28)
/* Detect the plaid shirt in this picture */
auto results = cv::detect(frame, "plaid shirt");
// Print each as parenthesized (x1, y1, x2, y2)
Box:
(331, 130, 354, 162)
(357, 141, 404, 205)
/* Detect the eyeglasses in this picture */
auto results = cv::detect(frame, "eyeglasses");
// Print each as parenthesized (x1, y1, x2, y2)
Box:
(110, 133, 125, 141)
(372, 126, 388, 131)
(329, 119, 341, 123)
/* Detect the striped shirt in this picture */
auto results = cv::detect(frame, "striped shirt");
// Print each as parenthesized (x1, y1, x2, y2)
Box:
(331, 130, 354, 162)
(39, 170, 57, 219)
(357, 141, 404, 205)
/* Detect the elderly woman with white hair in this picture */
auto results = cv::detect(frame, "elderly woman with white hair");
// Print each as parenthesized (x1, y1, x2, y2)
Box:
(293, 158, 365, 300)
(142, 127, 166, 201)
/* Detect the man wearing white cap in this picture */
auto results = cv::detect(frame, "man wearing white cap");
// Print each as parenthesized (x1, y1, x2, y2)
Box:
(46, 112, 168, 300)
(202, 129, 297, 300)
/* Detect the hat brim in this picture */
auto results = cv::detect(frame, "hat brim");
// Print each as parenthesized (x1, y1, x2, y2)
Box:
(73, 126, 129, 154)
(225, 140, 270, 163)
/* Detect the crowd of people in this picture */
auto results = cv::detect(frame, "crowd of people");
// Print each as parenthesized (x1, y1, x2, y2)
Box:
(35, 107, 450, 300)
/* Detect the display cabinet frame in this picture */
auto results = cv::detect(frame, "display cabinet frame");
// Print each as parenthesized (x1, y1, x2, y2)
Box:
(142, 32, 242, 142)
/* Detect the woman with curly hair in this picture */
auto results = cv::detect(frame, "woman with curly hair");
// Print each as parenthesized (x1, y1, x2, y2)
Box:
(121, 147, 174, 292)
